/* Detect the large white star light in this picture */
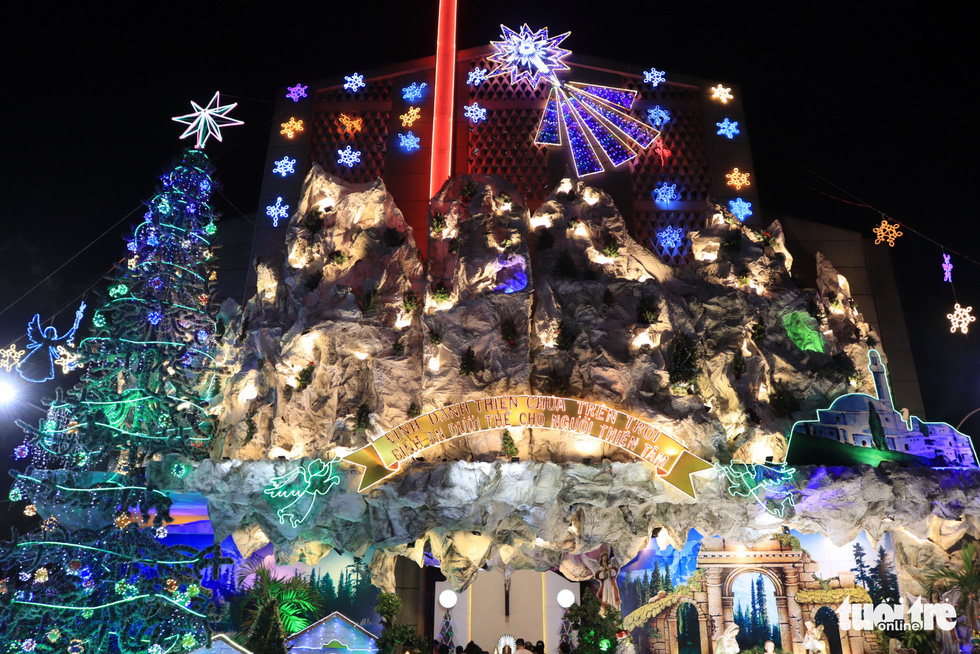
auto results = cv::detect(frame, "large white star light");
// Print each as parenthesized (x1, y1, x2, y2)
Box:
(172, 92, 243, 149)
(489, 24, 571, 86)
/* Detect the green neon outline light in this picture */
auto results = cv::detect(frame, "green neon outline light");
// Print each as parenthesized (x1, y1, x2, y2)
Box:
(12, 593, 207, 618)
(16, 541, 208, 565)
(715, 460, 798, 518)
(263, 458, 341, 528)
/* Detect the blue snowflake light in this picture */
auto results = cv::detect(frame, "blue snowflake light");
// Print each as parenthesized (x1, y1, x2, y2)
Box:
(344, 73, 366, 93)
(728, 198, 753, 222)
(647, 106, 671, 127)
(127, 241, 137, 252)
(464, 103, 488, 123)
(654, 183, 677, 203)
(489, 24, 571, 86)
(644, 68, 666, 86)
(656, 225, 684, 249)
(468, 68, 489, 85)
(716, 117, 740, 139)
(337, 145, 362, 167)
(147, 311, 163, 326)
(272, 156, 297, 177)
(402, 82, 427, 102)
(266, 197, 290, 227)
(398, 131, 421, 151)
(285, 83, 308, 102)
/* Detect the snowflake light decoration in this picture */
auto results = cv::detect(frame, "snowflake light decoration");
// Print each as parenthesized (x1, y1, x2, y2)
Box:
(729, 198, 753, 222)
(656, 225, 684, 250)
(285, 83, 308, 102)
(872, 219, 903, 246)
(468, 68, 489, 85)
(14, 445, 28, 459)
(33, 567, 49, 584)
(716, 117, 740, 139)
(272, 156, 297, 177)
(489, 24, 571, 86)
(1, 343, 25, 371)
(338, 113, 363, 134)
(344, 73, 366, 92)
(644, 68, 666, 86)
(653, 139, 671, 166)
(171, 91, 243, 149)
(280, 117, 304, 138)
(942, 253, 953, 282)
(400, 106, 421, 127)
(398, 131, 421, 151)
(402, 82, 427, 101)
(464, 103, 488, 123)
(654, 183, 677, 203)
(947, 303, 975, 334)
(68, 641, 84, 654)
(21, 639, 36, 653)
(337, 145, 362, 167)
(155, 525, 168, 539)
(711, 85, 734, 103)
(266, 197, 290, 227)
(647, 106, 671, 127)
(726, 168, 751, 190)
(54, 346, 83, 374)
(147, 311, 163, 326)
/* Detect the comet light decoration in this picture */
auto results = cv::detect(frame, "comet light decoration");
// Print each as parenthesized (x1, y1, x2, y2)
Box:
(171, 91, 243, 149)
(488, 24, 660, 177)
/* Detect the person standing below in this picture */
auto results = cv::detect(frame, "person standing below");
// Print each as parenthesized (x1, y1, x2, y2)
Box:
(515, 639, 532, 654)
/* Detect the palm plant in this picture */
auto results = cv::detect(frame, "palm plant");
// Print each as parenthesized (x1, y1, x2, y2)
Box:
(236, 557, 322, 645)
(925, 542, 979, 641)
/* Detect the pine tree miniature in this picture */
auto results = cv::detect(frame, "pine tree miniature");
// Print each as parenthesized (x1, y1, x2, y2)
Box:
(439, 609, 456, 651)
(2, 149, 225, 654)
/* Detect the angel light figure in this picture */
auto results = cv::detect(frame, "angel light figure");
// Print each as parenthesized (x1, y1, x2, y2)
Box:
(17, 302, 86, 383)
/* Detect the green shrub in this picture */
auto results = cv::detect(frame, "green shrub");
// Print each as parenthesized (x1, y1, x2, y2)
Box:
(459, 347, 477, 375)
(669, 333, 700, 384)
(296, 363, 315, 392)
(402, 291, 420, 313)
(302, 210, 324, 234)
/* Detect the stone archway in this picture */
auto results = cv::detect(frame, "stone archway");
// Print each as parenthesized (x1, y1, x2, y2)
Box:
(815, 606, 843, 654)
(667, 601, 709, 654)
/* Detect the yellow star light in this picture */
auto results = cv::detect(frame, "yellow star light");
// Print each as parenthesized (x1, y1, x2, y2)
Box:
(400, 106, 421, 127)
(726, 167, 751, 190)
(872, 219, 903, 247)
(711, 84, 734, 103)
(280, 117, 305, 138)
(338, 113, 363, 133)
(0, 343, 25, 371)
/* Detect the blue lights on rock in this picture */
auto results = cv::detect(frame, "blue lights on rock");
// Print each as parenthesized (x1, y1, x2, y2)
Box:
(402, 82, 427, 102)
(644, 67, 666, 86)
(492, 254, 529, 294)
(656, 225, 684, 249)
(654, 183, 677, 203)
(398, 131, 421, 151)
(647, 106, 671, 127)
(728, 198, 753, 222)
(464, 103, 488, 123)
(266, 197, 290, 227)
(716, 117, 740, 139)
(273, 157, 297, 177)
(337, 145, 362, 167)
(467, 68, 489, 85)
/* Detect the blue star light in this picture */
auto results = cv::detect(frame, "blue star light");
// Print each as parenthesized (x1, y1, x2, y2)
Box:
(654, 183, 677, 203)
(337, 145, 362, 167)
(716, 117, 740, 139)
(398, 132, 421, 151)
(286, 83, 308, 102)
(644, 68, 666, 86)
(171, 91, 244, 149)
(464, 103, 488, 123)
(488, 24, 571, 86)
(468, 68, 490, 85)
(729, 198, 753, 222)
(272, 157, 297, 177)
(647, 106, 671, 127)
(266, 197, 290, 227)
(656, 225, 684, 249)
(344, 73, 366, 92)
(402, 82, 427, 102)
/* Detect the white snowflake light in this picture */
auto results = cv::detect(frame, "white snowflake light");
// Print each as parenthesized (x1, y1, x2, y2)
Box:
(716, 117, 740, 139)
(654, 183, 677, 203)
(656, 225, 684, 249)
(644, 68, 666, 86)
(647, 106, 671, 127)
(344, 73, 366, 93)
(468, 68, 490, 85)
(171, 91, 244, 149)
(711, 84, 734, 103)
(942, 253, 953, 282)
(464, 103, 488, 123)
(488, 24, 571, 86)
(398, 132, 421, 151)
(266, 197, 290, 227)
(402, 82, 427, 102)
(285, 83, 308, 102)
(272, 156, 296, 177)
(948, 303, 976, 334)
(337, 145, 362, 167)
(728, 198, 753, 222)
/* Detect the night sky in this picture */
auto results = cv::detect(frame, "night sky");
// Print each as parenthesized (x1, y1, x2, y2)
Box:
(2, 4, 977, 450)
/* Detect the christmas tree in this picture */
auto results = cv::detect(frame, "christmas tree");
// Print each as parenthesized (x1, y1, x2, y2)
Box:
(439, 609, 455, 651)
(2, 148, 227, 654)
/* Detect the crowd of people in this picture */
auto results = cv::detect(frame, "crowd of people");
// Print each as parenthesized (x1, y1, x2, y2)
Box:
(443, 637, 569, 654)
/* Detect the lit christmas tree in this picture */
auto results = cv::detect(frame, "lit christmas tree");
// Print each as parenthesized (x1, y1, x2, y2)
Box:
(2, 149, 227, 654)
(438, 609, 455, 651)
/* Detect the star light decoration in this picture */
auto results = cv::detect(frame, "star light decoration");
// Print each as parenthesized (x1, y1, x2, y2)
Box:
(337, 145, 362, 167)
(711, 85, 734, 103)
(726, 168, 751, 190)
(402, 82, 427, 101)
(344, 73, 366, 92)
(266, 197, 289, 227)
(338, 113, 363, 133)
(54, 346, 83, 374)
(942, 253, 953, 282)
(656, 225, 684, 249)
(400, 106, 421, 127)
(1, 343, 25, 371)
(654, 182, 677, 203)
(729, 198, 753, 222)
(468, 68, 489, 85)
(171, 92, 243, 149)
(947, 303, 975, 335)
(716, 117, 740, 139)
(285, 83, 308, 102)
(644, 67, 666, 86)
(280, 117, 304, 138)
(464, 103, 488, 123)
(489, 25, 660, 177)
(398, 132, 421, 151)
(872, 219, 903, 246)
(647, 106, 671, 127)
(272, 156, 297, 177)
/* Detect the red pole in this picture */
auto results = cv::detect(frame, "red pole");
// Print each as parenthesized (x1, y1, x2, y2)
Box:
(429, 0, 457, 199)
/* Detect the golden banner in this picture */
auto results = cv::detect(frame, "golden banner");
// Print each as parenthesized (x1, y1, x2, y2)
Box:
(342, 395, 711, 497)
